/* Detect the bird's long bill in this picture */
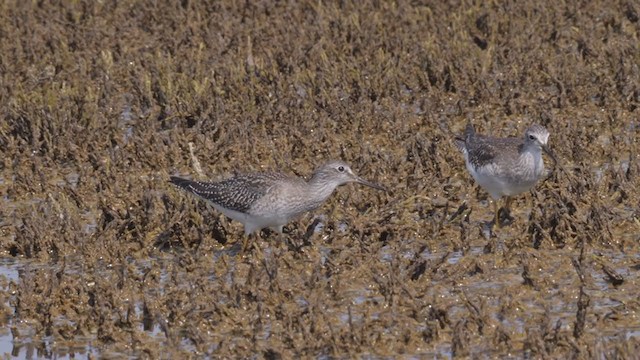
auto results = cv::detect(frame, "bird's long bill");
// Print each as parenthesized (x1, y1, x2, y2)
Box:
(355, 176, 387, 191)
(542, 145, 558, 167)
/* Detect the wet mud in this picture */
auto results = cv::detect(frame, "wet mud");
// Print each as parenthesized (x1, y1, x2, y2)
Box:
(1, 0, 639, 358)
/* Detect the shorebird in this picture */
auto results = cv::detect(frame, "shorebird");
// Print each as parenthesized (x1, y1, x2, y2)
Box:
(170, 160, 385, 246)
(455, 123, 557, 227)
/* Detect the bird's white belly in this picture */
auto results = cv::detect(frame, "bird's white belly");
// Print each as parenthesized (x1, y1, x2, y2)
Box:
(245, 213, 290, 233)
(209, 202, 289, 235)
(466, 160, 541, 199)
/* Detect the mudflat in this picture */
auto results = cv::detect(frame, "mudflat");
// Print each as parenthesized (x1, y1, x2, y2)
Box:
(1, 1, 638, 358)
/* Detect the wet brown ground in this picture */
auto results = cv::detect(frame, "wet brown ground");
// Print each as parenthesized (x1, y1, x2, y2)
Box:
(1, 0, 639, 358)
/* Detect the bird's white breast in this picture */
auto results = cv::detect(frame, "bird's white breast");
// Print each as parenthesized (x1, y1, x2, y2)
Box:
(464, 148, 545, 199)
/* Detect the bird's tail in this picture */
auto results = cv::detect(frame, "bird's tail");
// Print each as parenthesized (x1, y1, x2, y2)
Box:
(463, 123, 475, 138)
(454, 123, 475, 151)
(169, 176, 193, 191)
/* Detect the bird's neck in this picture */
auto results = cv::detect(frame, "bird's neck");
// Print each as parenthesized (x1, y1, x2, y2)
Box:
(519, 144, 545, 178)
(306, 176, 339, 208)
(521, 142, 542, 157)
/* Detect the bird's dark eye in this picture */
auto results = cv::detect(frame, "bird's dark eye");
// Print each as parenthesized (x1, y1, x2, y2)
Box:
(528, 134, 536, 140)
(337, 166, 345, 172)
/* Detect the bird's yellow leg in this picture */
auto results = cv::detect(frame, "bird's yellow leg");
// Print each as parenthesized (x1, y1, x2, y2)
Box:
(493, 199, 500, 228)
(505, 196, 513, 213)
(241, 234, 251, 254)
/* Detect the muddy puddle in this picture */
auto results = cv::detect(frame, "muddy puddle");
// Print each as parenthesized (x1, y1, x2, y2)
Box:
(1, 0, 640, 358)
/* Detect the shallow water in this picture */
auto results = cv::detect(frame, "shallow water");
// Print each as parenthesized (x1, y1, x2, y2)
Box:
(1, 235, 639, 358)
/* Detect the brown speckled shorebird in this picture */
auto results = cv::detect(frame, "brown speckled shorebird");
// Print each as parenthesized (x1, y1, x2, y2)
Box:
(170, 160, 385, 248)
(455, 123, 557, 227)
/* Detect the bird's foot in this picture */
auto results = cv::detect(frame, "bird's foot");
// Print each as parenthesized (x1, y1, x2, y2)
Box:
(482, 221, 495, 240)
(239, 237, 251, 255)
(497, 207, 514, 227)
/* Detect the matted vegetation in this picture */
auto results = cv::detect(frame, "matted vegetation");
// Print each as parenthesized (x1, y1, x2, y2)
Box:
(1, 0, 639, 358)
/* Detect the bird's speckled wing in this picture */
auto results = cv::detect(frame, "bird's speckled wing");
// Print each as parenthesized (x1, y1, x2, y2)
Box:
(169, 173, 290, 213)
(462, 135, 523, 169)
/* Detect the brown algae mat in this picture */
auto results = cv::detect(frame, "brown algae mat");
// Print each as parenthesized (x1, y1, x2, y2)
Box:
(1, 1, 639, 358)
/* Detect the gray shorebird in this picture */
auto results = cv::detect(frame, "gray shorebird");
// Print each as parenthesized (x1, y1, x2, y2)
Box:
(455, 123, 557, 227)
(170, 160, 385, 244)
